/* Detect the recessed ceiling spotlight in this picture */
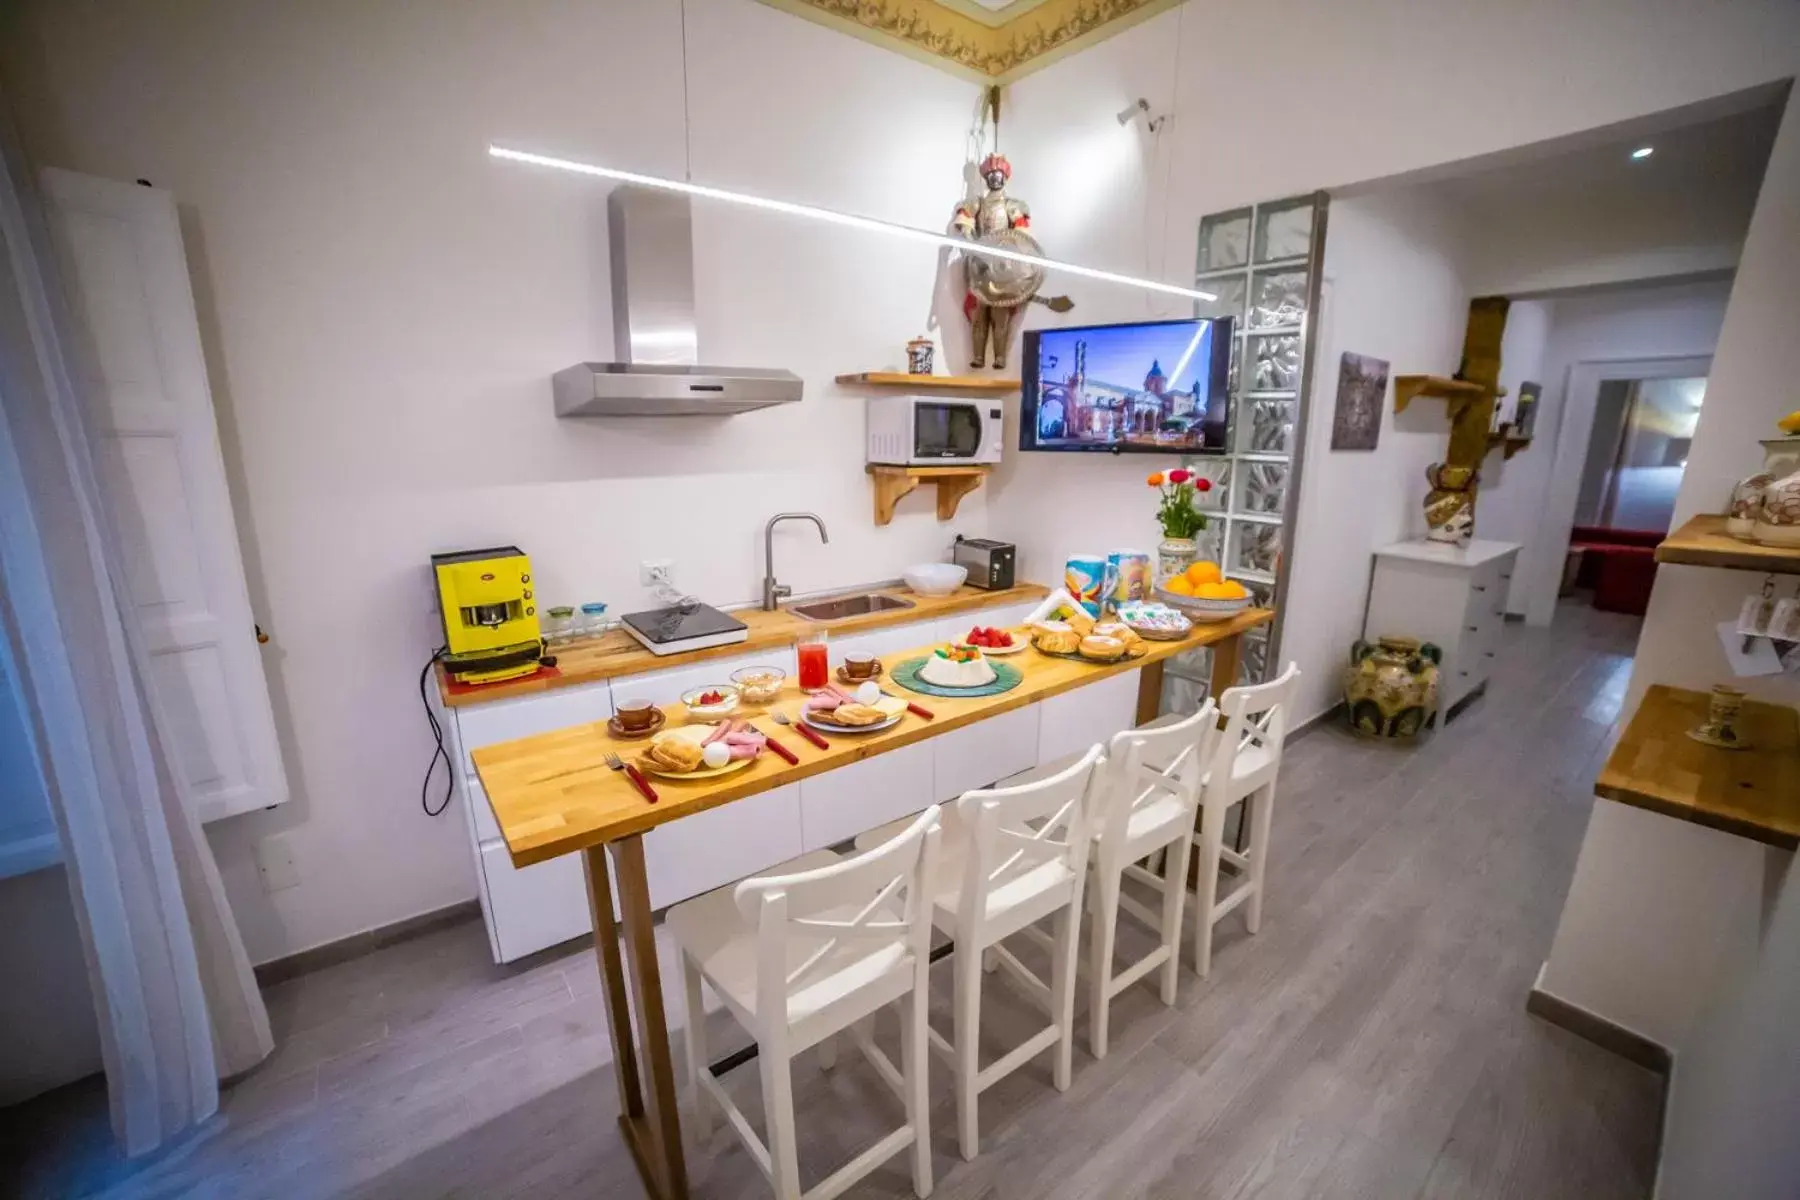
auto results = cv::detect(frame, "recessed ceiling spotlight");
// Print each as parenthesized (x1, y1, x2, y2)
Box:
(1631, 146, 1654, 160)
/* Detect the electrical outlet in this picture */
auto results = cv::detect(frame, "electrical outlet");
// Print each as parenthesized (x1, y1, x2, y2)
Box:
(253, 834, 300, 893)
(640, 559, 674, 588)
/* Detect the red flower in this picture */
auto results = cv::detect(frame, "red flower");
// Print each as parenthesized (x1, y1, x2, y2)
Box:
(1168, 468, 1192, 484)
(1194, 477, 1213, 492)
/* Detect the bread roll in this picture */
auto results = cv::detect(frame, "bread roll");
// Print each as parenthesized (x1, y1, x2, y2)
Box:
(822, 702, 886, 727)
(1078, 634, 1126, 662)
(1031, 621, 1080, 655)
(644, 737, 704, 773)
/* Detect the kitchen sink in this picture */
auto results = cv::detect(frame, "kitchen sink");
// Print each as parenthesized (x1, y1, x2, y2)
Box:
(788, 592, 915, 622)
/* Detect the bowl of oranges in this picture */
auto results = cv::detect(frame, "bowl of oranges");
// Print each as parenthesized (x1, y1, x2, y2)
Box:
(1156, 561, 1252, 621)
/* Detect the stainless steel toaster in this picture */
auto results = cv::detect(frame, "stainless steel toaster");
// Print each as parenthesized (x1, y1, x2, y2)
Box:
(952, 536, 1016, 591)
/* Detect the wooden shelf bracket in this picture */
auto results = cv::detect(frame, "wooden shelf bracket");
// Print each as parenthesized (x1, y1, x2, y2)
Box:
(867, 465, 989, 526)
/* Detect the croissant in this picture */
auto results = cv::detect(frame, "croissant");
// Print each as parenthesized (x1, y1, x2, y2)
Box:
(1031, 621, 1080, 655)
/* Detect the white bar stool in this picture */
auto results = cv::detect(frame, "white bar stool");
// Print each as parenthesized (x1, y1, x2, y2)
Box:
(855, 746, 1103, 1162)
(1188, 662, 1301, 978)
(667, 807, 943, 1200)
(1088, 701, 1216, 1058)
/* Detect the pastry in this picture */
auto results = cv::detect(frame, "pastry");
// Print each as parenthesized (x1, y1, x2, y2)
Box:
(1060, 605, 1097, 637)
(643, 737, 704, 773)
(1078, 634, 1127, 662)
(1093, 622, 1148, 659)
(1031, 620, 1080, 655)
(820, 702, 886, 727)
(918, 645, 996, 688)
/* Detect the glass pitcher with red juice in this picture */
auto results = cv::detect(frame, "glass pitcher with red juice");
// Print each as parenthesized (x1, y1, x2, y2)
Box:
(797, 631, 829, 691)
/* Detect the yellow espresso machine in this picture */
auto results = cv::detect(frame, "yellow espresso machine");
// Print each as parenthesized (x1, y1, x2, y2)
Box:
(431, 546, 544, 684)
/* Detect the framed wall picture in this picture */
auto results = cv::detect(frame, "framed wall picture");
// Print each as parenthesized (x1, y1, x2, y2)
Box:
(1514, 381, 1542, 439)
(1330, 352, 1388, 451)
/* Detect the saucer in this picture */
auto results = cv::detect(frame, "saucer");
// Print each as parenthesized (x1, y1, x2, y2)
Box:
(607, 709, 667, 740)
(836, 663, 885, 685)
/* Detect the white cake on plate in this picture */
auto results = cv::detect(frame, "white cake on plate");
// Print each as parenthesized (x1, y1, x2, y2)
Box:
(917, 645, 996, 688)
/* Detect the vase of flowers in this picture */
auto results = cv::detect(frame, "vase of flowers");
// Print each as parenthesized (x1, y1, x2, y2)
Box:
(1148, 468, 1212, 582)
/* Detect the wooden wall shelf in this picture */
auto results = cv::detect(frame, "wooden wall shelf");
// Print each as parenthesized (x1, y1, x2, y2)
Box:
(1393, 374, 1491, 416)
(867, 465, 990, 526)
(1596, 685, 1800, 849)
(1655, 514, 1800, 576)
(836, 372, 1020, 393)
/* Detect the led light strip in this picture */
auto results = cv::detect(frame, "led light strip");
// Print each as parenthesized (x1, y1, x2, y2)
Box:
(489, 145, 1217, 303)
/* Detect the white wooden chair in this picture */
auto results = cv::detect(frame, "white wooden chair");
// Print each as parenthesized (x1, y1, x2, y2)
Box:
(856, 745, 1103, 1162)
(1187, 662, 1301, 977)
(667, 807, 943, 1200)
(1087, 702, 1215, 1058)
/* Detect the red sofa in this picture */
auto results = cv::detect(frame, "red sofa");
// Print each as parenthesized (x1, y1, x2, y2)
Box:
(1569, 525, 1663, 615)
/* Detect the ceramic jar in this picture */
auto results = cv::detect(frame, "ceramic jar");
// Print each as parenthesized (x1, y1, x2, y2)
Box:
(1423, 463, 1477, 546)
(1761, 436, 1800, 479)
(1156, 537, 1198, 584)
(1728, 473, 1773, 539)
(1344, 636, 1441, 740)
(1753, 467, 1800, 547)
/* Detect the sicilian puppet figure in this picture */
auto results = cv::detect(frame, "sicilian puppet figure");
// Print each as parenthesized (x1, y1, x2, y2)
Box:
(952, 153, 1045, 370)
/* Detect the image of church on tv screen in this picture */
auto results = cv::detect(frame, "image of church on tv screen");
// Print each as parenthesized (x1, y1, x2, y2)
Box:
(1030, 321, 1228, 452)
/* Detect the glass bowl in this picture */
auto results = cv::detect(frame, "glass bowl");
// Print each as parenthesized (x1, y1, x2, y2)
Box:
(680, 684, 740, 720)
(729, 666, 787, 704)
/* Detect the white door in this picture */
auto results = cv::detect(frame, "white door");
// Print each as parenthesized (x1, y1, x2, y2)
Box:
(41, 168, 286, 821)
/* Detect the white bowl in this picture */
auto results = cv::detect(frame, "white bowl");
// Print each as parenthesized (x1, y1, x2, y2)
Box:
(680, 684, 740, 720)
(903, 563, 968, 596)
(1154, 587, 1252, 623)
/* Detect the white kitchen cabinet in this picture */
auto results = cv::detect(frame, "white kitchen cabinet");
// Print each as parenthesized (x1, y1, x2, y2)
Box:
(610, 646, 798, 708)
(1037, 670, 1140, 765)
(798, 740, 934, 853)
(826, 616, 943, 664)
(1365, 538, 1519, 719)
(935, 704, 1039, 801)
(448, 594, 1051, 963)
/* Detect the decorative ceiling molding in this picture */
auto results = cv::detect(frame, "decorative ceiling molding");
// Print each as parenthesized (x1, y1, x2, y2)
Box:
(755, 0, 1182, 84)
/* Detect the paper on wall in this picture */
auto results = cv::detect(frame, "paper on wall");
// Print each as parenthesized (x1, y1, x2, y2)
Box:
(1715, 620, 1785, 678)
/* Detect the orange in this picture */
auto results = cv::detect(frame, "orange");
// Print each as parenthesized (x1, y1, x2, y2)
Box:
(1163, 575, 1195, 596)
(1195, 580, 1249, 600)
(1184, 560, 1222, 586)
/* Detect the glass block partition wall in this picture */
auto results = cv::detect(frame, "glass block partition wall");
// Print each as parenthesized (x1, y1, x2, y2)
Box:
(1161, 192, 1328, 715)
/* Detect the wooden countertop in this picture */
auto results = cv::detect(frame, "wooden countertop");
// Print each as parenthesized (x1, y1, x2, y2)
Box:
(1654, 514, 1800, 576)
(473, 608, 1272, 866)
(1595, 684, 1800, 850)
(437, 582, 1049, 707)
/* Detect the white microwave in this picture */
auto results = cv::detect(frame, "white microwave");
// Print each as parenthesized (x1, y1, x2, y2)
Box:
(866, 395, 1005, 466)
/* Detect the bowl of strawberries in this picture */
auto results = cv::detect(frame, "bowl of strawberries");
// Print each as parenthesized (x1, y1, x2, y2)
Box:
(962, 625, 1025, 655)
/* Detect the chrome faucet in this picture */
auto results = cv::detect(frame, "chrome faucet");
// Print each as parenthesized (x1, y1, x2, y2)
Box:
(763, 512, 829, 610)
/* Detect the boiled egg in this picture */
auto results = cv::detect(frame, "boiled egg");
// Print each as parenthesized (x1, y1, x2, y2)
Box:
(701, 741, 732, 769)
(854, 681, 882, 707)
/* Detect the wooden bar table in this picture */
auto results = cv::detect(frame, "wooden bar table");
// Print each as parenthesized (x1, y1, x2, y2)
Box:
(473, 609, 1271, 1199)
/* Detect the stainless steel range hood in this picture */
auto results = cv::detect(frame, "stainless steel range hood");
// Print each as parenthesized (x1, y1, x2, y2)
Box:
(553, 186, 802, 417)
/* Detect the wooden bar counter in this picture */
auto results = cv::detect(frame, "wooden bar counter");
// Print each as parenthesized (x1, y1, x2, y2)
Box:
(473, 608, 1271, 1200)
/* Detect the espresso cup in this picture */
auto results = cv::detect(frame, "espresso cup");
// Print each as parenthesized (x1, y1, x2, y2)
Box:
(842, 652, 877, 680)
(616, 698, 657, 731)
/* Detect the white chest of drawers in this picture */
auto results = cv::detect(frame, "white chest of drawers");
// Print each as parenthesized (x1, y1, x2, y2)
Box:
(1365, 538, 1520, 720)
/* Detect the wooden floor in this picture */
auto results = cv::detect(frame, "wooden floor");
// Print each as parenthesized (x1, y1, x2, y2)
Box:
(3, 601, 1664, 1200)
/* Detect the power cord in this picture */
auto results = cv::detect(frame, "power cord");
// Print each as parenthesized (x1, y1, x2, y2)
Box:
(419, 646, 452, 816)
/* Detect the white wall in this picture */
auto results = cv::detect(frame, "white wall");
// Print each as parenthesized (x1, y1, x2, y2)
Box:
(1280, 188, 1472, 723)
(1506, 280, 1733, 625)
(0, 0, 991, 967)
(2, 0, 1797, 977)
(1540, 90, 1800, 1198)
(1477, 300, 1552, 612)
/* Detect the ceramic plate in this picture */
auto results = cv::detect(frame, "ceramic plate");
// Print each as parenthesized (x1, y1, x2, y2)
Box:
(639, 724, 759, 779)
(956, 636, 1027, 656)
(801, 693, 906, 734)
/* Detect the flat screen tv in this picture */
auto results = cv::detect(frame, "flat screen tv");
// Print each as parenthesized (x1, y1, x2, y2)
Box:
(1020, 317, 1233, 455)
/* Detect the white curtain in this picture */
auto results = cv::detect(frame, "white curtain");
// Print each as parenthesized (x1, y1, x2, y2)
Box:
(0, 105, 271, 1154)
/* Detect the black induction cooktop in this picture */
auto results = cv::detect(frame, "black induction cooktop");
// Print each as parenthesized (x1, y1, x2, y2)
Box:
(619, 601, 750, 656)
